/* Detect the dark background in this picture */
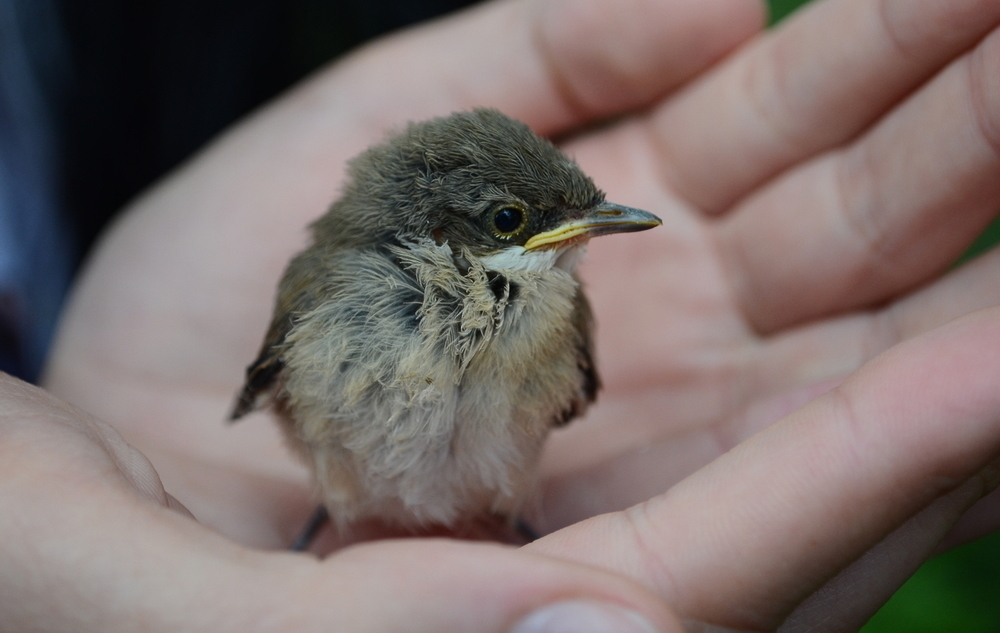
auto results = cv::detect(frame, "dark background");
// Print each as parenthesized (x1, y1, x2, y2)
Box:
(54, 0, 482, 267)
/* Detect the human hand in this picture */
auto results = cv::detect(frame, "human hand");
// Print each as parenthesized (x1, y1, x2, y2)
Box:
(41, 0, 1000, 630)
(0, 372, 685, 632)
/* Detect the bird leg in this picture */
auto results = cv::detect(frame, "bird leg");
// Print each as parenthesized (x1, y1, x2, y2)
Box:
(514, 518, 539, 543)
(289, 505, 330, 551)
(288, 505, 539, 552)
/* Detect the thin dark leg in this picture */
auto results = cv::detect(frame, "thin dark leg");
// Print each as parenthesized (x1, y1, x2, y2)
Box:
(515, 517, 540, 543)
(290, 505, 329, 551)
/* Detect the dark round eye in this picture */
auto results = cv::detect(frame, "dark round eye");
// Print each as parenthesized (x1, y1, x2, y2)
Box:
(493, 207, 525, 235)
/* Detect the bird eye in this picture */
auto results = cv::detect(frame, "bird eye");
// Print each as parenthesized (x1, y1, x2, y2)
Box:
(493, 206, 526, 236)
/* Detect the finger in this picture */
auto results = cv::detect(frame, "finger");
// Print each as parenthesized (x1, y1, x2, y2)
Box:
(652, 0, 1000, 212)
(304, 541, 683, 633)
(543, 246, 1000, 522)
(322, 0, 764, 138)
(885, 245, 1000, 344)
(729, 250, 1000, 404)
(738, 234, 1000, 411)
(781, 469, 994, 632)
(0, 372, 177, 511)
(715, 24, 1000, 332)
(539, 378, 845, 532)
(521, 0, 765, 130)
(530, 306, 1000, 630)
(714, 242, 999, 408)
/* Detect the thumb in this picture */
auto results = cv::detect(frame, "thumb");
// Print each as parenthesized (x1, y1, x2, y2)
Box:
(260, 539, 683, 633)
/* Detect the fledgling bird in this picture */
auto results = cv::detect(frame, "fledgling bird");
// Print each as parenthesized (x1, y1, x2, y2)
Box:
(231, 109, 660, 543)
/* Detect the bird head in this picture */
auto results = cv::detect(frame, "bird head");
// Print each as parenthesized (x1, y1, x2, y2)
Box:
(314, 109, 660, 269)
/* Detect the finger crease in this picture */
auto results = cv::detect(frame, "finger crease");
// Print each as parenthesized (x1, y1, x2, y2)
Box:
(641, 116, 692, 209)
(826, 385, 868, 476)
(876, 0, 919, 64)
(527, 2, 594, 125)
(862, 306, 904, 364)
(741, 45, 813, 158)
(621, 502, 683, 600)
(708, 222, 763, 333)
(967, 43, 1000, 162)
(833, 148, 905, 281)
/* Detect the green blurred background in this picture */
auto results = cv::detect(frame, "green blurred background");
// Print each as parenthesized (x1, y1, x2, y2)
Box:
(768, 1, 1000, 630)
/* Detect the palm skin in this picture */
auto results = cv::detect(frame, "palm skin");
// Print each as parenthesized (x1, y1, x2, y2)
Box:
(29, 0, 1000, 630)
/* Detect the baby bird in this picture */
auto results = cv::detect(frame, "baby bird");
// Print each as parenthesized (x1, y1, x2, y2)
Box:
(231, 109, 660, 543)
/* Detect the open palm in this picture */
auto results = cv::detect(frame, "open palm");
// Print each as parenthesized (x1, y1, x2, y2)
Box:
(37, 0, 1000, 630)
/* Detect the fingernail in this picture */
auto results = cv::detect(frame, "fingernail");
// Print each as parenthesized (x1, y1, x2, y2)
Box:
(510, 600, 659, 633)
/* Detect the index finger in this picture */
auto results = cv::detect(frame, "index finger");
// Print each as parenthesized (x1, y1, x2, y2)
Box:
(528, 306, 1000, 630)
(650, 0, 1000, 213)
(323, 0, 764, 138)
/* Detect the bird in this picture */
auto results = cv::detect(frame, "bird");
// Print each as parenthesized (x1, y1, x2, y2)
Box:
(230, 108, 661, 547)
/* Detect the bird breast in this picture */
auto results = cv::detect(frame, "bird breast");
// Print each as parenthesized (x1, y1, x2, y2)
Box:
(279, 238, 587, 526)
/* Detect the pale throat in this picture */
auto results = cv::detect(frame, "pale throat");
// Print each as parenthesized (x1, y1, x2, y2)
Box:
(478, 243, 587, 274)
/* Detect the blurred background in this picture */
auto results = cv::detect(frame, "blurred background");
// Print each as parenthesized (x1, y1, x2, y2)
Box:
(1, 0, 997, 627)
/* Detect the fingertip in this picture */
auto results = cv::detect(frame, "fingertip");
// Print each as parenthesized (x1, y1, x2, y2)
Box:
(510, 599, 664, 633)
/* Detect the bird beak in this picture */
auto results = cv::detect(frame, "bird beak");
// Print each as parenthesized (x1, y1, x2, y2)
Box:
(523, 202, 662, 251)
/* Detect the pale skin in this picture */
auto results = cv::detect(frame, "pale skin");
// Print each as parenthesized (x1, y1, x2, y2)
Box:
(2, 0, 1000, 630)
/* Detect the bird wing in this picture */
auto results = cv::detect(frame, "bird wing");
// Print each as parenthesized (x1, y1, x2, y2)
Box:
(552, 286, 600, 428)
(229, 250, 324, 420)
(574, 287, 600, 405)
